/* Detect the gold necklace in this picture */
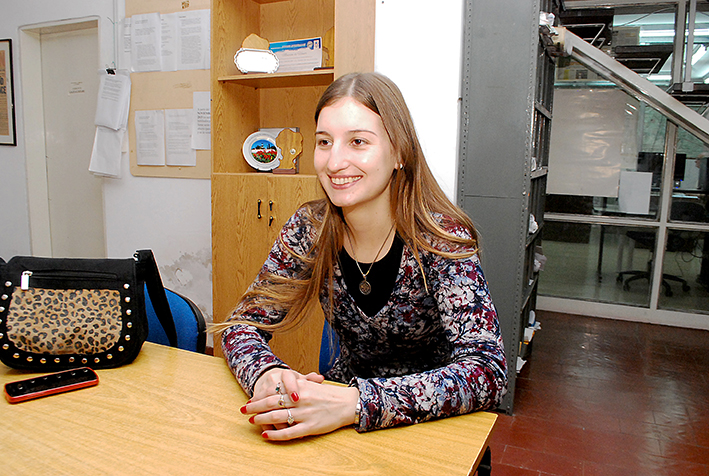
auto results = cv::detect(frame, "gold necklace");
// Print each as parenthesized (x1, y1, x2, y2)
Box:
(346, 223, 396, 296)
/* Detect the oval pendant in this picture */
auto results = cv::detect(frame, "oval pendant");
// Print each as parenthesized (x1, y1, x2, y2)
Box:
(359, 279, 372, 295)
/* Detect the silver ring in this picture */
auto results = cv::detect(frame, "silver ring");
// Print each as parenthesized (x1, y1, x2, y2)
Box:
(278, 394, 286, 408)
(275, 382, 283, 394)
(286, 408, 295, 426)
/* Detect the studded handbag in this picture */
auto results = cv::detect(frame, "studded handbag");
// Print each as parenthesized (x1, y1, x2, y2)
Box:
(0, 250, 177, 371)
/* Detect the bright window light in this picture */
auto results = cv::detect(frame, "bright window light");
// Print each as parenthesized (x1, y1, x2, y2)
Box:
(693, 45, 708, 64)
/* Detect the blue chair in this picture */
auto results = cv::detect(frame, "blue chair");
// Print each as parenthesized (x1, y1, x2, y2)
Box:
(319, 320, 340, 375)
(145, 285, 207, 353)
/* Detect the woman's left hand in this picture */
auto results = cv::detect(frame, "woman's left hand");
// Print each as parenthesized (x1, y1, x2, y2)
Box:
(241, 379, 360, 441)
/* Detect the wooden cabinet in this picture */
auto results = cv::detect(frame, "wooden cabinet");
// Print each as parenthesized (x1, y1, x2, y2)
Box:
(211, 0, 375, 372)
(212, 173, 325, 370)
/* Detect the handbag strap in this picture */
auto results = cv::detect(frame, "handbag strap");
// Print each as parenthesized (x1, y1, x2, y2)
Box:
(135, 250, 178, 348)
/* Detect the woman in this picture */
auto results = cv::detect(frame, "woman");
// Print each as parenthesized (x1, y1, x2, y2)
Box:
(219, 72, 507, 441)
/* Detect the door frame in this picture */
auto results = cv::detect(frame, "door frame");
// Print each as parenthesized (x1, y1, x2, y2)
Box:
(19, 17, 100, 257)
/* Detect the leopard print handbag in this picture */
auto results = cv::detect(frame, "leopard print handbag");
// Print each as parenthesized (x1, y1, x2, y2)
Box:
(0, 250, 176, 371)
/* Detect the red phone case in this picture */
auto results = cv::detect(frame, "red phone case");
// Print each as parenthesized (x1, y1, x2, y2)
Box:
(4, 367, 99, 404)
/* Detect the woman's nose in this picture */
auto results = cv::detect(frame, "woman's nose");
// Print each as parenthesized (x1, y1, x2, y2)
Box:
(325, 142, 348, 171)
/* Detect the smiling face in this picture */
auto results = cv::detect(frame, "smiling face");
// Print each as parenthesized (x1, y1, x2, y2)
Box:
(314, 97, 399, 216)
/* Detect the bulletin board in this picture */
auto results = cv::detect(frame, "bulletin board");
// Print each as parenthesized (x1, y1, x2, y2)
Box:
(126, 0, 211, 179)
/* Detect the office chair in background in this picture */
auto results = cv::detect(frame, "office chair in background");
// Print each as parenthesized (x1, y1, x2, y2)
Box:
(319, 319, 340, 375)
(618, 199, 707, 296)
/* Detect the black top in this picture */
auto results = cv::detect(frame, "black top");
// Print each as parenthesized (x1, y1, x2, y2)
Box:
(339, 234, 404, 317)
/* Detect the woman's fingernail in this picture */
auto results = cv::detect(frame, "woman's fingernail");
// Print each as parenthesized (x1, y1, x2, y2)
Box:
(248, 415, 256, 424)
(262, 432, 269, 439)
(240, 405, 248, 414)
(291, 392, 300, 402)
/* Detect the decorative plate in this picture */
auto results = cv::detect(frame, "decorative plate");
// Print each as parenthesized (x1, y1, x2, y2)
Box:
(242, 131, 282, 171)
(234, 48, 279, 74)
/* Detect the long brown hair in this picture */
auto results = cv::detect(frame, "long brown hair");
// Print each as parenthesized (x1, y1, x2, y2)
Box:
(216, 72, 479, 334)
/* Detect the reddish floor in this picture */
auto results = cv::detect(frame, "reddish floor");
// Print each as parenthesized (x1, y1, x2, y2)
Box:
(489, 311, 709, 476)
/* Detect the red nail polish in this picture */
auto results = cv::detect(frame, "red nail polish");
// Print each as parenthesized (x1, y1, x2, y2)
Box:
(248, 415, 256, 424)
(262, 432, 269, 439)
(240, 405, 248, 414)
(291, 392, 300, 402)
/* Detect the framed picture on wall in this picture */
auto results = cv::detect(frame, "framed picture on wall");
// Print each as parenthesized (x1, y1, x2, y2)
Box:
(1, 39, 17, 146)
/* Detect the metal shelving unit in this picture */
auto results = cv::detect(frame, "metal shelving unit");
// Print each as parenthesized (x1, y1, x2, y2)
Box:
(457, 0, 559, 414)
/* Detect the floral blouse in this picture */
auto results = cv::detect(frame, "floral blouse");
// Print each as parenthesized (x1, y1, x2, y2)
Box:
(221, 206, 507, 432)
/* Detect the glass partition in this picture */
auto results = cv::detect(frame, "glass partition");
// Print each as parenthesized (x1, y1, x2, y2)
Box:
(659, 231, 709, 311)
(542, 102, 709, 313)
(670, 125, 709, 224)
(540, 5, 709, 316)
(539, 223, 657, 308)
(660, 125, 709, 313)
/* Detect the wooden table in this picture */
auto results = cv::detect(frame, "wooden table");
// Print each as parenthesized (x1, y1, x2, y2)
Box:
(1, 343, 497, 475)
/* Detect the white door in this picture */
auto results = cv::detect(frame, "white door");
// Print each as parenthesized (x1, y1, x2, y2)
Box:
(40, 24, 105, 258)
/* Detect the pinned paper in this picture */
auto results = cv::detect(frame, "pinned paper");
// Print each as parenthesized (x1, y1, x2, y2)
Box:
(89, 127, 125, 178)
(89, 69, 131, 177)
(135, 110, 165, 166)
(192, 91, 211, 150)
(618, 170, 652, 215)
(94, 70, 131, 131)
(131, 13, 161, 72)
(165, 109, 195, 166)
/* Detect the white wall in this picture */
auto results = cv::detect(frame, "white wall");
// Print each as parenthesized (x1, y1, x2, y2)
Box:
(0, 0, 117, 258)
(0, 0, 465, 329)
(375, 0, 464, 201)
(102, 158, 212, 321)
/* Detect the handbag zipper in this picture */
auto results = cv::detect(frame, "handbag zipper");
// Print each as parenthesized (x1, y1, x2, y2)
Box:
(20, 270, 120, 291)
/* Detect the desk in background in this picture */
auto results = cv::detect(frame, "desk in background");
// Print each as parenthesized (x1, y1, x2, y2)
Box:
(1, 342, 497, 475)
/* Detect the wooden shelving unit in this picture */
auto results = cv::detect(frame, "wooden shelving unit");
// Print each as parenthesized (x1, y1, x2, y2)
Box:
(210, 0, 374, 371)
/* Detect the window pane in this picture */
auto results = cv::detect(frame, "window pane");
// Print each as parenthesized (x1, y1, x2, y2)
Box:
(539, 223, 657, 307)
(670, 126, 709, 224)
(658, 230, 709, 312)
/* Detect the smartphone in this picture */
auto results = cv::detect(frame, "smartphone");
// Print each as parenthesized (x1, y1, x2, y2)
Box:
(4, 367, 99, 404)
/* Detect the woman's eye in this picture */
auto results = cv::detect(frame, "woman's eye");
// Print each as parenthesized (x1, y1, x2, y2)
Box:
(316, 139, 331, 147)
(352, 138, 367, 146)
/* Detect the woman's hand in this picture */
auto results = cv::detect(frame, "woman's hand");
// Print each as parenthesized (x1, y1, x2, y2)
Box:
(241, 367, 324, 432)
(240, 368, 360, 441)
(251, 367, 324, 403)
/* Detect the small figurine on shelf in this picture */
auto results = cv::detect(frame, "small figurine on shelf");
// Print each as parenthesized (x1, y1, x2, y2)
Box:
(273, 128, 302, 174)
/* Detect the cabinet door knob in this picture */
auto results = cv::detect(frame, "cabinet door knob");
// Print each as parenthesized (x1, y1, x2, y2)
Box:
(257, 199, 262, 219)
(269, 216, 274, 226)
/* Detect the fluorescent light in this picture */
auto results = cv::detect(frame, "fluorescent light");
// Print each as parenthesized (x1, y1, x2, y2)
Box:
(639, 28, 709, 38)
(648, 74, 672, 81)
(640, 29, 674, 38)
